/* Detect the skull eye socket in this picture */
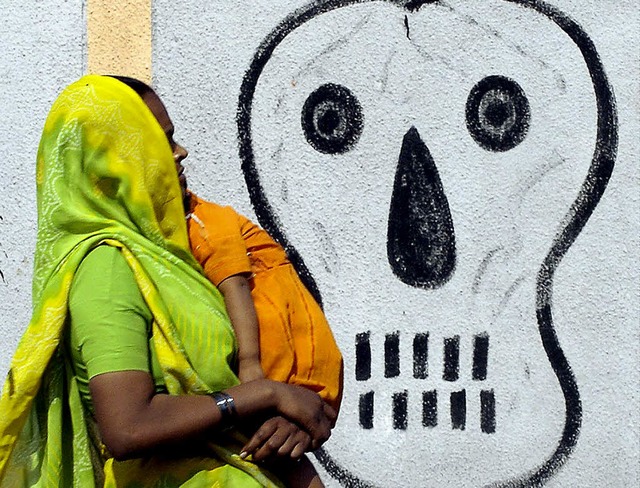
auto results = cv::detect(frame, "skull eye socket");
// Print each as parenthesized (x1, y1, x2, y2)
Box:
(466, 75, 530, 152)
(302, 83, 363, 154)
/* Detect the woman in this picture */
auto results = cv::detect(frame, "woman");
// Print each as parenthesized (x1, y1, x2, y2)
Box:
(0, 75, 335, 487)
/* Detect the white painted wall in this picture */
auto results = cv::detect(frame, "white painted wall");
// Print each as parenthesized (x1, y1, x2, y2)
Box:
(0, 0, 85, 385)
(0, 0, 637, 486)
(153, 1, 639, 486)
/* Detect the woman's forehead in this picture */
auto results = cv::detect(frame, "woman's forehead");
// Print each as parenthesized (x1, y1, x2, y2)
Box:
(142, 91, 173, 132)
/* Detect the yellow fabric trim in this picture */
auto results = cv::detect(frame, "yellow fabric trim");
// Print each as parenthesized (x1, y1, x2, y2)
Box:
(0, 75, 282, 487)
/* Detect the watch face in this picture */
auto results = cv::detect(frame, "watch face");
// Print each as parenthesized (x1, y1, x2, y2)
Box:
(237, 1, 617, 486)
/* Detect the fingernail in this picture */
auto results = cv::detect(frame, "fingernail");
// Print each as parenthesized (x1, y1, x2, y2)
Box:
(239, 451, 248, 459)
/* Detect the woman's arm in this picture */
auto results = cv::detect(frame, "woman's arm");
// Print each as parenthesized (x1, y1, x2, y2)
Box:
(217, 274, 264, 383)
(77, 247, 335, 461)
(90, 370, 335, 460)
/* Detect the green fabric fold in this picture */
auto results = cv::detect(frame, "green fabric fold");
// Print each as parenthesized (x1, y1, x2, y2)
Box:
(0, 75, 282, 487)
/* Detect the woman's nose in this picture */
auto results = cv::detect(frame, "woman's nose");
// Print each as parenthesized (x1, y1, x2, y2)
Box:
(174, 143, 188, 163)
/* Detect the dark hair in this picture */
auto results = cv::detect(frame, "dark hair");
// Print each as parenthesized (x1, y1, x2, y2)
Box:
(107, 75, 154, 98)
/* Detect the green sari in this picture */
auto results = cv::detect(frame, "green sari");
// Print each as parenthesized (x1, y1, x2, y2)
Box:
(0, 75, 283, 487)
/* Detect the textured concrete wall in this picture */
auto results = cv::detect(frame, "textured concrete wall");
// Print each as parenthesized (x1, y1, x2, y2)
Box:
(86, 0, 152, 82)
(0, 0, 85, 388)
(152, 1, 638, 486)
(0, 0, 638, 487)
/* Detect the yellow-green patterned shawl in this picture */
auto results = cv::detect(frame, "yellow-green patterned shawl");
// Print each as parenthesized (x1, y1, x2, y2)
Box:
(0, 75, 282, 487)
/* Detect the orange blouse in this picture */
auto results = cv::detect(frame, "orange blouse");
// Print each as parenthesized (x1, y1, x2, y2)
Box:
(187, 194, 343, 411)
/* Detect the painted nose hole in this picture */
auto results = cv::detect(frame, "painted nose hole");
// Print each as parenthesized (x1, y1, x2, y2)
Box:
(387, 127, 456, 288)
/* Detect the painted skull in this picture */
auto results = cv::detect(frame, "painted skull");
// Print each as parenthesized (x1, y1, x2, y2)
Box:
(237, 0, 616, 486)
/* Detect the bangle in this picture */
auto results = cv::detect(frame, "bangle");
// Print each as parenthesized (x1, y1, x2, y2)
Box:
(210, 391, 237, 430)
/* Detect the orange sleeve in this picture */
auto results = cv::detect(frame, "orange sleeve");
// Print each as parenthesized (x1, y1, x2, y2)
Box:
(188, 198, 252, 287)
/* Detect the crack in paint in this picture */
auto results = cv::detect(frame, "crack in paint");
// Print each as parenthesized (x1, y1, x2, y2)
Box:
(237, 1, 618, 486)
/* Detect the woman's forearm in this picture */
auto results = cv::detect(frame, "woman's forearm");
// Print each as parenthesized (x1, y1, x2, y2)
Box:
(90, 371, 277, 460)
(217, 274, 264, 380)
(91, 370, 334, 461)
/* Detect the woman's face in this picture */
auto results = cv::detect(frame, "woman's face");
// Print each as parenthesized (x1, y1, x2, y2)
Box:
(142, 91, 189, 207)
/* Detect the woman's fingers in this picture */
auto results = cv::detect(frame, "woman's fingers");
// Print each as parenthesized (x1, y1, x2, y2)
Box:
(252, 429, 289, 461)
(290, 438, 309, 459)
(323, 402, 338, 427)
(242, 416, 312, 462)
(274, 383, 333, 439)
(303, 409, 331, 447)
(241, 417, 280, 458)
(277, 429, 311, 460)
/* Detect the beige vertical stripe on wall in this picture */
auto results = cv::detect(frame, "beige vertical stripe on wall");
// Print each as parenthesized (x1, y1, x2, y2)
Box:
(86, 0, 152, 83)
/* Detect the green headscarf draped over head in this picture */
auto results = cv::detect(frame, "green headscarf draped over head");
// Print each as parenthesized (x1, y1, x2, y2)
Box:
(33, 75, 196, 300)
(0, 76, 282, 487)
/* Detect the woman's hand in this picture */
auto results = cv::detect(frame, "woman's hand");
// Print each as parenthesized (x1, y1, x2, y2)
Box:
(223, 379, 336, 448)
(89, 372, 335, 461)
(240, 416, 311, 462)
(269, 382, 337, 450)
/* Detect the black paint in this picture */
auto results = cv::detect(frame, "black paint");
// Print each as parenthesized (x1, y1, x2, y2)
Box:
(443, 335, 460, 382)
(422, 390, 438, 427)
(302, 83, 363, 154)
(384, 331, 400, 378)
(359, 391, 374, 429)
(413, 332, 429, 379)
(450, 390, 466, 431)
(313, 449, 376, 488)
(521, 0, 617, 484)
(387, 127, 456, 289)
(472, 333, 490, 381)
(403, 15, 411, 40)
(355, 331, 371, 381)
(404, 0, 436, 12)
(392, 391, 408, 430)
(237, 4, 428, 310)
(466, 75, 530, 152)
(237, 0, 618, 486)
(481, 389, 496, 434)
